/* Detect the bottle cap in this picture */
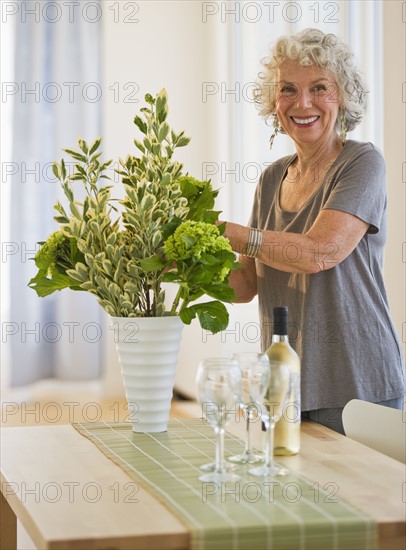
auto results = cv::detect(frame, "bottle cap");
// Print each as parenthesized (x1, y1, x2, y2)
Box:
(273, 306, 288, 335)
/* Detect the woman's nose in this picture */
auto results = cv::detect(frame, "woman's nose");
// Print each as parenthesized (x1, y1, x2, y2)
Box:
(295, 89, 312, 109)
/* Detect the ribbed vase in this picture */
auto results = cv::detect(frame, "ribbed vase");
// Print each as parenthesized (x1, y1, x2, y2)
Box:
(110, 316, 184, 433)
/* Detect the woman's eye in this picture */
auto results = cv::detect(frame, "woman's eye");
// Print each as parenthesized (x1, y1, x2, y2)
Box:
(312, 84, 327, 92)
(280, 86, 297, 95)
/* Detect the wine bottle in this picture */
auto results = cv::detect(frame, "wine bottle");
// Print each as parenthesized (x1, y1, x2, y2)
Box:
(266, 306, 301, 455)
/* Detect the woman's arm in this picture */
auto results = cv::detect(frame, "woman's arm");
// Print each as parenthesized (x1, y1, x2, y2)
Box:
(229, 255, 258, 302)
(224, 208, 369, 275)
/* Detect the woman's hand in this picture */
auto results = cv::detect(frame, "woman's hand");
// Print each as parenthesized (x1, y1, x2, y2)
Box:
(217, 220, 257, 301)
(229, 255, 257, 302)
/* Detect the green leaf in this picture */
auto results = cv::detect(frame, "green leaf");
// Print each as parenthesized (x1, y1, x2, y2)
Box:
(75, 164, 87, 176)
(28, 271, 81, 297)
(155, 89, 168, 123)
(119, 299, 134, 310)
(134, 115, 147, 135)
(178, 180, 217, 222)
(200, 250, 235, 267)
(114, 257, 124, 283)
(181, 235, 196, 250)
(79, 281, 94, 291)
(151, 230, 162, 249)
(63, 149, 88, 163)
(201, 283, 236, 303)
(89, 137, 102, 156)
(152, 143, 161, 156)
(74, 262, 88, 280)
(134, 139, 145, 153)
(106, 233, 117, 246)
(197, 301, 229, 333)
(84, 253, 94, 268)
(140, 194, 156, 211)
(217, 222, 227, 235)
(54, 201, 67, 216)
(100, 159, 112, 170)
(179, 301, 229, 333)
(162, 272, 180, 283)
(124, 281, 139, 293)
(202, 210, 221, 224)
(61, 159, 67, 180)
(89, 220, 99, 233)
(145, 93, 155, 105)
(78, 139, 88, 154)
(161, 218, 182, 240)
(177, 136, 191, 148)
(102, 259, 113, 276)
(139, 255, 166, 272)
(143, 137, 152, 152)
(70, 203, 81, 219)
(158, 122, 170, 143)
(54, 215, 70, 224)
(52, 163, 60, 180)
(161, 173, 171, 186)
(90, 152, 102, 164)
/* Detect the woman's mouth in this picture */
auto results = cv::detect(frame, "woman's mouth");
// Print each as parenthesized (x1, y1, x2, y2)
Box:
(290, 116, 320, 127)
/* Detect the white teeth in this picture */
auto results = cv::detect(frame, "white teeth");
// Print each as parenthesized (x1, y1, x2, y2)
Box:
(292, 116, 319, 125)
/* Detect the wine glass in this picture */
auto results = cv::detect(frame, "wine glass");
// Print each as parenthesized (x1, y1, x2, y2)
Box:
(228, 353, 269, 464)
(196, 357, 241, 483)
(249, 361, 291, 477)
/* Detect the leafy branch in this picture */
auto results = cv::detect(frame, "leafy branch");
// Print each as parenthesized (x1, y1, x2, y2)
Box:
(29, 90, 240, 333)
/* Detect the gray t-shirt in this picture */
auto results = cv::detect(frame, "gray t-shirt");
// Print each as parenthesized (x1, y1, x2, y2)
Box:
(249, 140, 405, 410)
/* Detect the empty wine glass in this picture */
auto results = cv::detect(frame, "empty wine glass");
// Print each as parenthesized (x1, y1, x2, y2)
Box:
(196, 357, 241, 483)
(249, 361, 291, 477)
(228, 353, 269, 464)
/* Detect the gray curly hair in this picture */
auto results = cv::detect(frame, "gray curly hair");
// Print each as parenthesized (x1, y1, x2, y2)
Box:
(254, 28, 368, 132)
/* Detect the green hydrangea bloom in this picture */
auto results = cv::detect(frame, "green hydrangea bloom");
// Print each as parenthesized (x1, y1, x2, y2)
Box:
(35, 230, 70, 275)
(164, 221, 230, 259)
(164, 221, 233, 282)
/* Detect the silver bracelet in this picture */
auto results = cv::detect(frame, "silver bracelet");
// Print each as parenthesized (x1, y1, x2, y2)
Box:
(245, 227, 263, 258)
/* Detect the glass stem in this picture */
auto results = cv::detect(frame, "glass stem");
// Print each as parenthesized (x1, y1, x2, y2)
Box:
(214, 426, 225, 474)
(245, 407, 251, 454)
(266, 421, 275, 469)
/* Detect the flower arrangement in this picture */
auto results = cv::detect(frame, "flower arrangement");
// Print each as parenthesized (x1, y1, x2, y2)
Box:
(28, 90, 239, 333)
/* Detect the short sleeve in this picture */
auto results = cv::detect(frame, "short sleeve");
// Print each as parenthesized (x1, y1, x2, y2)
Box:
(322, 144, 387, 234)
(248, 180, 260, 228)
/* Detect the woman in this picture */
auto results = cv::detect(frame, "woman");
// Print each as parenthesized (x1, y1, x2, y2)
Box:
(222, 28, 405, 434)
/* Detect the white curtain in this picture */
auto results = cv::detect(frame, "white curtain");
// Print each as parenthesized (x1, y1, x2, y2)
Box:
(2, 1, 103, 388)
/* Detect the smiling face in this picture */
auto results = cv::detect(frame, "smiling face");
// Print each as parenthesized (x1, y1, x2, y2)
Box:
(275, 60, 342, 149)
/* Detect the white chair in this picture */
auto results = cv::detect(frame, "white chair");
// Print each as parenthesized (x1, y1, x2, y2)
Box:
(342, 399, 406, 463)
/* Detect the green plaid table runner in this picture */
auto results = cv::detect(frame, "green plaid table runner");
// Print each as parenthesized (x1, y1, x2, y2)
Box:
(73, 419, 376, 550)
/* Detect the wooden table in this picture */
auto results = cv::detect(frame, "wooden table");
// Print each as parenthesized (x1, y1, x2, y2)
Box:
(1, 420, 405, 550)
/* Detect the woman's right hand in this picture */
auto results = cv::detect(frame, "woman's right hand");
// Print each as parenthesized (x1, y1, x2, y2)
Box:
(229, 255, 257, 303)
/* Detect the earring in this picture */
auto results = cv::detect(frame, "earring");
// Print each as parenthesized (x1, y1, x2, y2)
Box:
(269, 114, 280, 150)
(339, 110, 347, 145)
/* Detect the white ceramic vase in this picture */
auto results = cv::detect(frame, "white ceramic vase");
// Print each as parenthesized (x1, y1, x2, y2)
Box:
(110, 315, 184, 433)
